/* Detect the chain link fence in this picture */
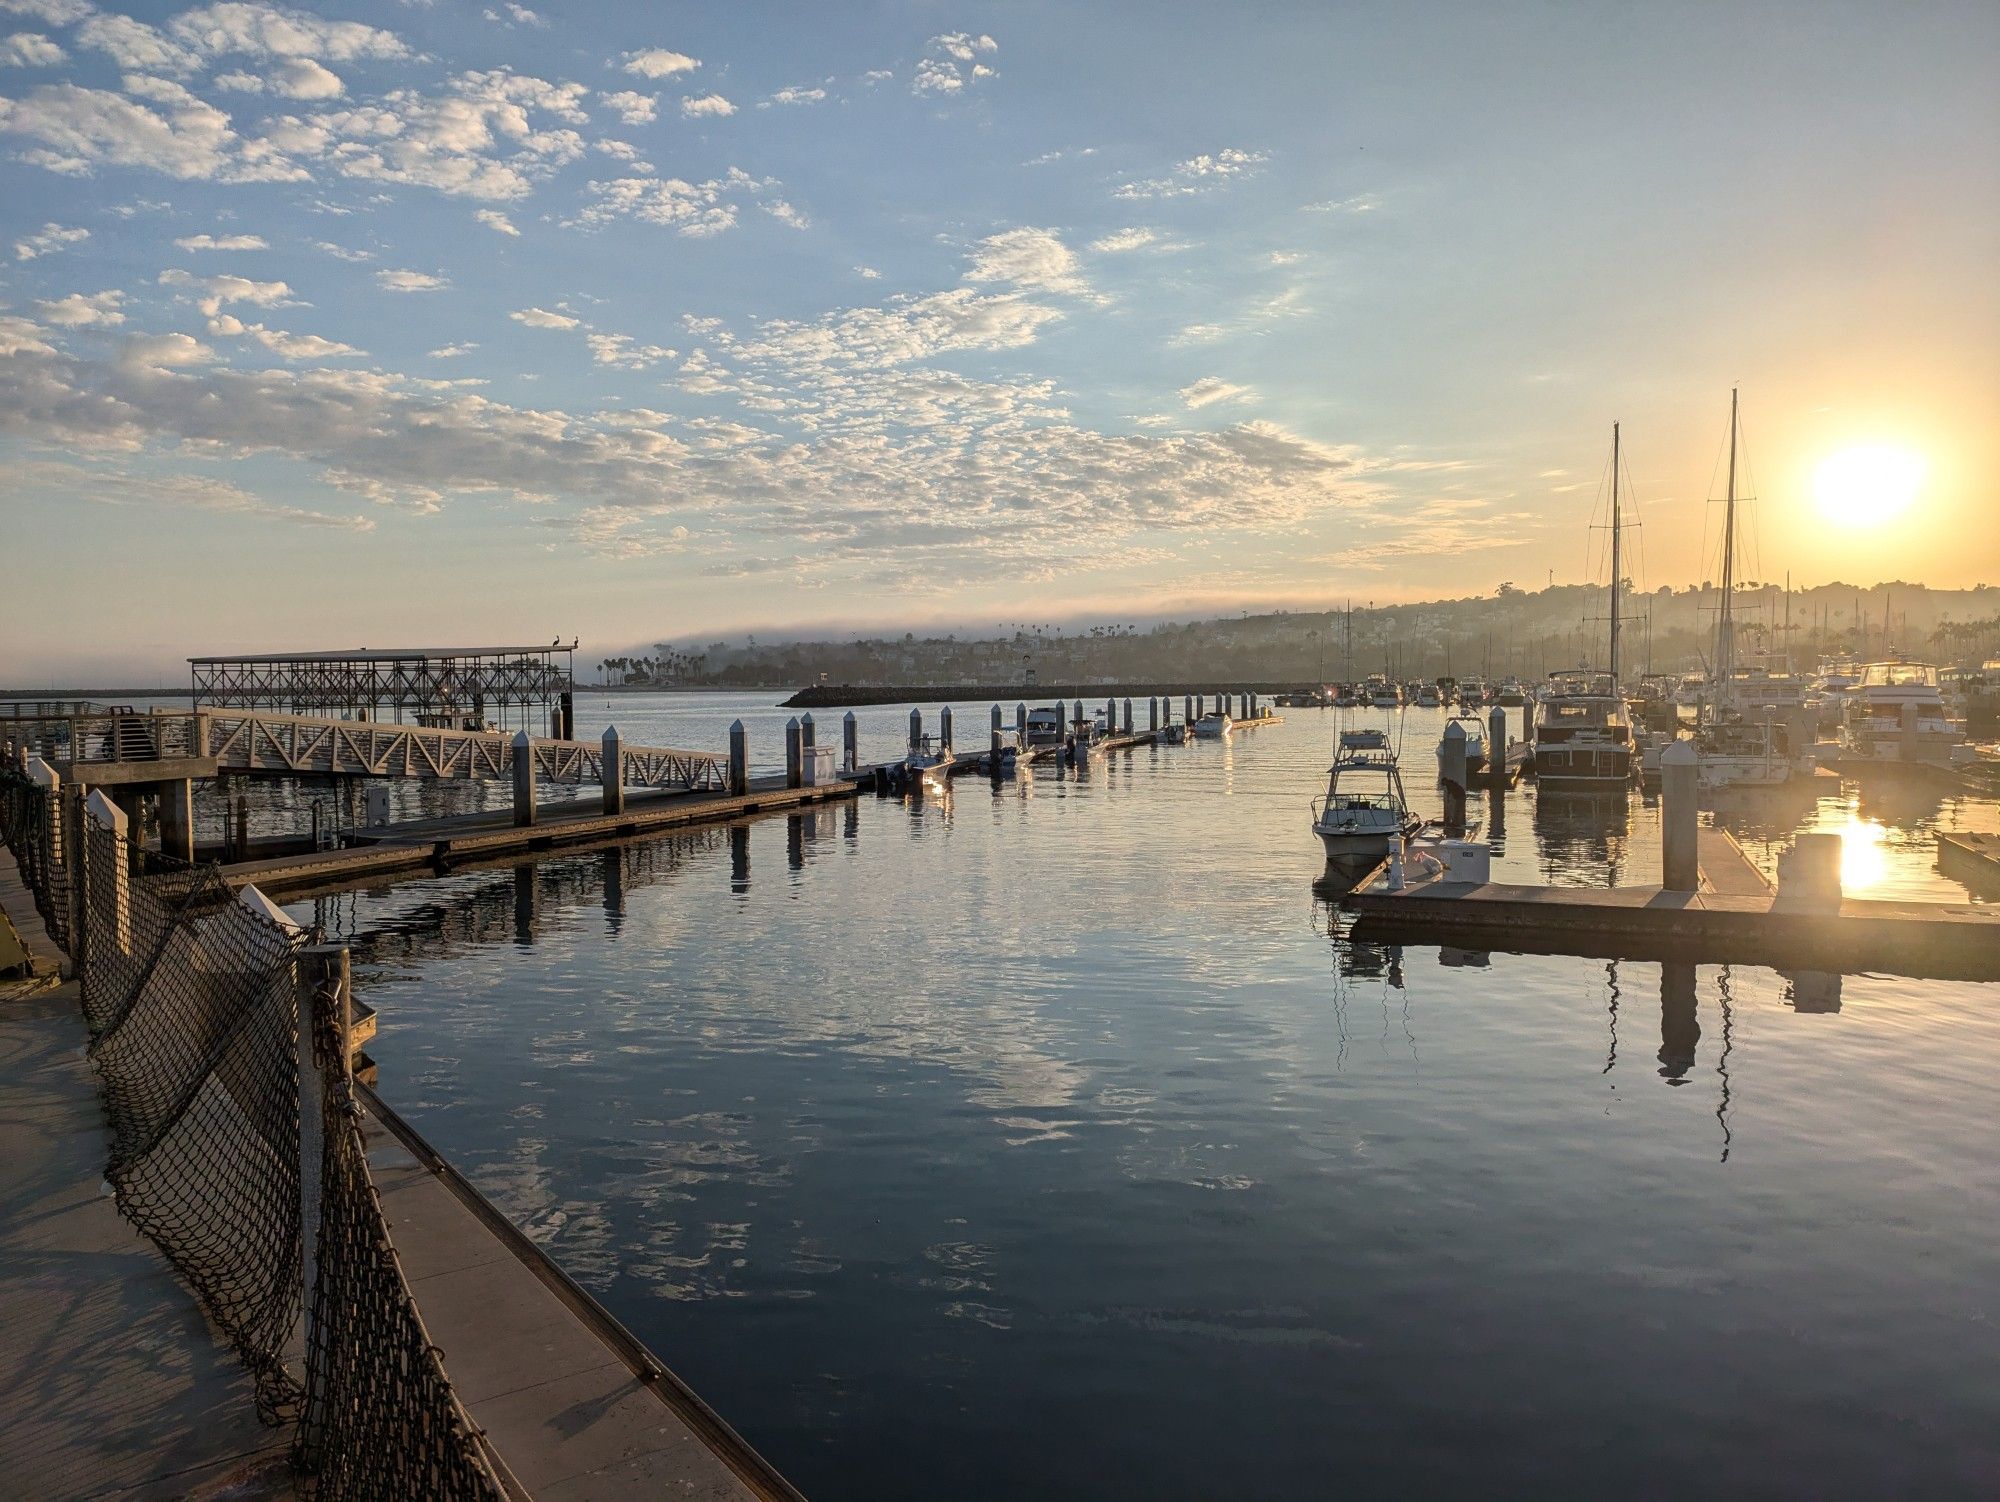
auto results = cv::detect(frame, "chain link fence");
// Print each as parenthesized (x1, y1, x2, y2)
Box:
(0, 766, 507, 1497)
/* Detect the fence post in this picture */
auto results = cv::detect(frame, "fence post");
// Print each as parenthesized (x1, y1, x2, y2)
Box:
(83, 789, 131, 963)
(292, 937, 351, 1445)
(511, 730, 537, 826)
(601, 725, 624, 815)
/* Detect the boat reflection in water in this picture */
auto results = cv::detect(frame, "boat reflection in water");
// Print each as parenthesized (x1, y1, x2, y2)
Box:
(1531, 785, 1631, 885)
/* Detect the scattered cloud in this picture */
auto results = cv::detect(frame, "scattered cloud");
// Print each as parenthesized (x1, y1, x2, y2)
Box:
(427, 341, 477, 357)
(0, 77, 308, 182)
(474, 208, 519, 235)
(855, 265, 880, 279)
(213, 56, 346, 99)
(1180, 375, 1255, 409)
(36, 288, 125, 326)
(1115, 148, 1268, 201)
(174, 232, 269, 250)
(120, 331, 216, 369)
(1025, 146, 1096, 167)
(1169, 323, 1227, 348)
(314, 240, 371, 262)
(585, 332, 674, 369)
(1301, 194, 1378, 214)
(13, 220, 87, 259)
(1, 29, 64, 66)
(764, 85, 825, 106)
(680, 92, 734, 118)
(0, 0, 93, 25)
(1268, 249, 1305, 265)
(166, 4, 407, 64)
(510, 306, 577, 328)
(575, 169, 774, 237)
(619, 47, 698, 80)
(914, 31, 996, 95)
(597, 88, 655, 124)
(1090, 227, 1161, 254)
(209, 313, 363, 359)
(160, 267, 296, 315)
(75, 15, 199, 73)
(763, 198, 808, 230)
(375, 268, 446, 291)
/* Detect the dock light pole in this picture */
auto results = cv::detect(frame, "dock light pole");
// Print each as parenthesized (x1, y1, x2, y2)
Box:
(1661, 741, 1698, 892)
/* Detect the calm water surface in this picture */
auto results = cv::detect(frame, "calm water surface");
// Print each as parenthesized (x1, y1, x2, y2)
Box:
(287, 692, 1997, 1499)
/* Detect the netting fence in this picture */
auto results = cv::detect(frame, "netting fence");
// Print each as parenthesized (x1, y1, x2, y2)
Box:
(0, 765, 507, 1497)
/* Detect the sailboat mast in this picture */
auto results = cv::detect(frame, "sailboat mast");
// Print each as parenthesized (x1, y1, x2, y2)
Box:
(1716, 388, 1739, 698)
(1609, 422, 1622, 685)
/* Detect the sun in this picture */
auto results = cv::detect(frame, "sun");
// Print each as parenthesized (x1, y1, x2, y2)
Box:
(1814, 445, 1924, 528)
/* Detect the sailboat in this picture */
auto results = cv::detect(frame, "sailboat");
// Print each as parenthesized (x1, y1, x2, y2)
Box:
(1531, 424, 1635, 790)
(1693, 390, 1805, 789)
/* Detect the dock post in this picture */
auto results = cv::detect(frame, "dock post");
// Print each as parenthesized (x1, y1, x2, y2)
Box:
(1778, 832, 1842, 909)
(1661, 740, 1698, 891)
(294, 938, 349, 1406)
(1488, 705, 1507, 783)
(512, 730, 538, 826)
(1148, 697, 1158, 732)
(1185, 694, 1195, 724)
(1073, 699, 1085, 735)
(801, 711, 817, 772)
(909, 707, 923, 754)
(25, 757, 60, 866)
(82, 790, 131, 962)
(785, 716, 803, 788)
(939, 705, 953, 753)
(728, 719, 749, 795)
(990, 703, 1003, 760)
(601, 725, 624, 815)
(1442, 720, 1468, 837)
(1195, 694, 1205, 719)
(559, 690, 574, 741)
(1122, 698, 1133, 734)
(843, 711, 859, 772)
(1015, 702, 1028, 747)
(158, 778, 195, 864)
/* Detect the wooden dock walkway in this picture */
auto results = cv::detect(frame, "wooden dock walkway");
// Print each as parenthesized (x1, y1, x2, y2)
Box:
(1343, 828, 2000, 980)
(221, 775, 858, 900)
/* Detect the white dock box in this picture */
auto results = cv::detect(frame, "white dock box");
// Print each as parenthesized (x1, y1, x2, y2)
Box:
(1437, 839, 1491, 883)
(803, 745, 837, 787)
(363, 784, 391, 827)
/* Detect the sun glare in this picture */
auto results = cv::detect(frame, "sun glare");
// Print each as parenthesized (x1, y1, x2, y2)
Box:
(1814, 444, 1924, 528)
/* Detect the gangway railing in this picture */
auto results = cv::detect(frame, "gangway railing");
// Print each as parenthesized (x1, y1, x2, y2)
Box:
(9, 707, 728, 793)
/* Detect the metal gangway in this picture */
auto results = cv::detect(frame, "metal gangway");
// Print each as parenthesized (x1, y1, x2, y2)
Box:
(7, 706, 728, 793)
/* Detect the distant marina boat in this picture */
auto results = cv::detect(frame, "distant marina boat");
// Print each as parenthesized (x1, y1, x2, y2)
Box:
(1367, 677, 1402, 709)
(1495, 677, 1527, 707)
(1840, 661, 1965, 765)
(1023, 706, 1066, 748)
(1313, 727, 1422, 866)
(1414, 683, 1442, 708)
(903, 732, 955, 791)
(1435, 713, 1488, 776)
(1192, 709, 1234, 739)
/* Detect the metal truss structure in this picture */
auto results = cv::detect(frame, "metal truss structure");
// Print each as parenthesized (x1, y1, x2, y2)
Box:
(22, 707, 728, 793)
(189, 645, 577, 733)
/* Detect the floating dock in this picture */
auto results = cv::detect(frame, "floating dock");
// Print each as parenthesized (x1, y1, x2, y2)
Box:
(1344, 829, 2000, 980)
(1938, 831, 2000, 891)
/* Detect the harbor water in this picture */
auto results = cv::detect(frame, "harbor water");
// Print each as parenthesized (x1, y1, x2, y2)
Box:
(292, 692, 1997, 1499)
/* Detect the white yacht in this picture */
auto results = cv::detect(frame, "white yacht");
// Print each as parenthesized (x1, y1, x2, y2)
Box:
(1434, 713, 1488, 776)
(1312, 728, 1422, 866)
(903, 732, 955, 791)
(1673, 672, 1709, 710)
(1414, 683, 1442, 708)
(1532, 671, 1634, 788)
(1192, 709, 1234, 740)
(1366, 677, 1402, 709)
(1840, 661, 1963, 764)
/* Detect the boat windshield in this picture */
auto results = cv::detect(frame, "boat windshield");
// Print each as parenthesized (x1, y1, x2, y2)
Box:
(1861, 662, 1939, 688)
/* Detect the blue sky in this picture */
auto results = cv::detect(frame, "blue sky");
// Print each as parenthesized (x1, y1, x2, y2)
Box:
(3, 0, 1995, 678)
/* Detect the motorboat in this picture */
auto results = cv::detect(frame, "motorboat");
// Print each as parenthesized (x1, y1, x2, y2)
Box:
(1022, 706, 1066, 748)
(1673, 672, 1708, 710)
(1414, 683, 1442, 708)
(1626, 673, 1682, 732)
(1692, 718, 1796, 789)
(1312, 728, 1423, 866)
(1532, 670, 1634, 789)
(1333, 683, 1362, 708)
(1192, 709, 1234, 739)
(902, 733, 955, 791)
(1495, 677, 1527, 707)
(1366, 677, 1402, 709)
(1840, 661, 1964, 765)
(1456, 677, 1490, 707)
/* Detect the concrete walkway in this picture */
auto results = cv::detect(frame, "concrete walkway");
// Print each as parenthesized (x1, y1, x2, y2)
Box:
(0, 983, 294, 1500)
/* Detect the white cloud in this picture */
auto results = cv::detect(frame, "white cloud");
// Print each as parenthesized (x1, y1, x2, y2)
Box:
(597, 88, 655, 124)
(76, 15, 198, 72)
(121, 331, 215, 368)
(680, 92, 733, 118)
(965, 227, 1086, 296)
(1269, 249, 1305, 265)
(314, 240, 370, 262)
(1, 30, 63, 65)
(1169, 323, 1226, 347)
(313, 69, 590, 200)
(209, 313, 362, 358)
(376, 268, 446, 291)
(1024, 146, 1096, 166)
(914, 32, 998, 96)
(765, 85, 825, 106)
(1115, 148, 1268, 201)
(0, 313, 55, 356)
(1090, 227, 1157, 254)
(474, 208, 519, 235)
(1180, 376, 1256, 408)
(160, 267, 296, 315)
(855, 265, 880, 279)
(619, 47, 697, 79)
(13, 220, 87, 259)
(0, 0, 93, 24)
(1301, 194, 1378, 215)
(585, 332, 673, 369)
(575, 170, 773, 237)
(36, 288, 124, 326)
(763, 198, 808, 230)
(0, 78, 310, 182)
(427, 342, 477, 357)
(510, 306, 577, 328)
(167, 4, 406, 63)
(174, 232, 268, 250)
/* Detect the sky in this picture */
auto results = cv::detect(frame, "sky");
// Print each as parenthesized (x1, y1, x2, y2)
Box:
(2, 0, 1996, 681)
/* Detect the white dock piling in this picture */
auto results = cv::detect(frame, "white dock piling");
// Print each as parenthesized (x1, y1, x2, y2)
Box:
(601, 725, 624, 815)
(1661, 741, 1698, 891)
